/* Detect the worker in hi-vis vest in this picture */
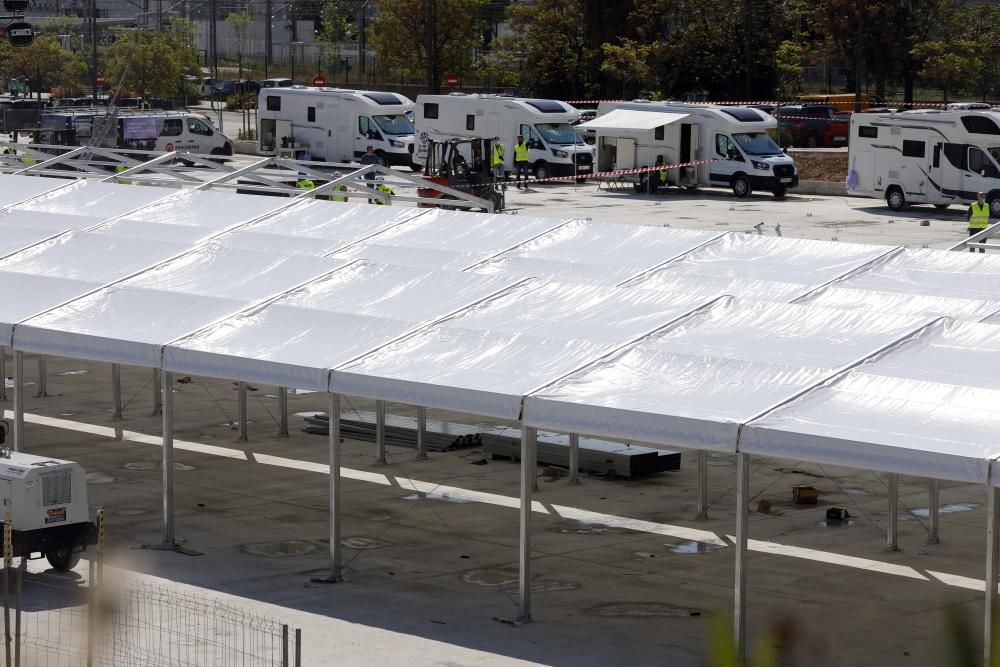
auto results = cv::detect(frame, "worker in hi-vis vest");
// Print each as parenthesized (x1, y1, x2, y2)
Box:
(513, 135, 530, 190)
(491, 137, 506, 187)
(296, 173, 315, 190)
(967, 191, 991, 253)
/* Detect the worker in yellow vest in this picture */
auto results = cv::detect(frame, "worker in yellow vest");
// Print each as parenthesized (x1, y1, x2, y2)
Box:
(296, 172, 315, 190)
(513, 135, 530, 190)
(491, 136, 506, 188)
(967, 191, 991, 253)
(372, 179, 393, 205)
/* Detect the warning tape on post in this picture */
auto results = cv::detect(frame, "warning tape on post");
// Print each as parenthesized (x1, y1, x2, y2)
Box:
(565, 99, 984, 109)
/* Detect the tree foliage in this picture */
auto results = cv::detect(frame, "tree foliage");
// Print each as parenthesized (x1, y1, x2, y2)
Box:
(369, 0, 487, 92)
(7, 35, 85, 95)
(104, 24, 199, 99)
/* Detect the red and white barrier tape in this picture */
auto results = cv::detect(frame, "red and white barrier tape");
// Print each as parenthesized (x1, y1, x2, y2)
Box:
(499, 158, 721, 187)
(566, 99, 984, 109)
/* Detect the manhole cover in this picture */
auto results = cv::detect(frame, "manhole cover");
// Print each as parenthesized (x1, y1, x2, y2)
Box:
(85, 472, 116, 484)
(586, 602, 701, 618)
(242, 540, 317, 558)
(340, 537, 390, 550)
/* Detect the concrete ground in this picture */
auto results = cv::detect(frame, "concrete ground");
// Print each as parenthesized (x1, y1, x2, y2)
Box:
(1, 356, 991, 667)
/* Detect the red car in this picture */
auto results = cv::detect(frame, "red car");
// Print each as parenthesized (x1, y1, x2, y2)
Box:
(773, 104, 850, 148)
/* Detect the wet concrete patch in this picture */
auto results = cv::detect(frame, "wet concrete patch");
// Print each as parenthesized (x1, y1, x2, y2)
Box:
(340, 537, 391, 550)
(242, 540, 317, 558)
(403, 491, 472, 504)
(547, 521, 640, 536)
(665, 540, 722, 554)
(85, 472, 116, 484)
(817, 520, 855, 528)
(912, 503, 977, 517)
(462, 568, 579, 593)
(124, 462, 195, 472)
(58, 370, 89, 376)
(115, 508, 150, 516)
(586, 602, 701, 618)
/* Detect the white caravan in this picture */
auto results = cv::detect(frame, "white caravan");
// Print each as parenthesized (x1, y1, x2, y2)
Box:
(848, 109, 1000, 214)
(413, 94, 595, 180)
(591, 100, 798, 198)
(257, 87, 416, 167)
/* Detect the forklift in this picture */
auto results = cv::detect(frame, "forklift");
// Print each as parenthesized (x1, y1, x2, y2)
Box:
(418, 137, 504, 213)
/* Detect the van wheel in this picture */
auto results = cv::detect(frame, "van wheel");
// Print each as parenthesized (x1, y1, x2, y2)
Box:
(533, 161, 550, 181)
(576, 177, 588, 184)
(989, 192, 1000, 217)
(934, 204, 950, 210)
(886, 186, 906, 211)
(409, 164, 423, 172)
(46, 547, 80, 572)
(807, 135, 819, 148)
(731, 174, 752, 198)
(772, 187, 786, 199)
(375, 151, 388, 168)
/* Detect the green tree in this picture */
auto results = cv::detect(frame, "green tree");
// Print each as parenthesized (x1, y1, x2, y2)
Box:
(9, 35, 85, 99)
(912, 38, 980, 103)
(368, 0, 487, 93)
(104, 27, 199, 99)
(226, 10, 253, 82)
(774, 40, 805, 98)
(600, 39, 650, 98)
(495, 0, 599, 99)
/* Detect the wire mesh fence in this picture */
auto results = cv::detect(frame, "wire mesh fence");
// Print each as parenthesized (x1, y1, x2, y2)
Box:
(17, 566, 301, 667)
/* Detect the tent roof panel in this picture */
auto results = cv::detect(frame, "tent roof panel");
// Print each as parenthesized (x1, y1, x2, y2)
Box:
(122, 243, 342, 301)
(838, 247, 1000, 301)
(0, 209, 104, 232)
(90, 220, 223, 244)
(0, 225, 61, 258)
(15, 287, 246, 366)
(164, 305, 418, 389)
(0, 271, 101, 345)
(801, 285, 1000, 322)
(123, 189, 291, 229)
(13, 180, 169, 217)
(742, 372, 996, 483)
(0, 231, 189, 282)
(242, 200, 424, 239)
(215, 230, 340, 256)
(470, 255, 639, 285)
(0, 175, 72, 209)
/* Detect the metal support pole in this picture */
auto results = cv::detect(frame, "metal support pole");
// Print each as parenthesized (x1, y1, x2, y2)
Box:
(282, 625, 289, 667)
(415, 406, 428, 460)
(928, 478, 940, 545)
(161, 371, 175, 547)
(238, 381, 248, 441)
(295, 627, 302, 667)
(12, 353, 23, 453)
(697, 450, 709, 519)
(517, 425, 536, 624)
(315, 393, 343, 583)
(278, 387, 289, 436)
(34, 356, 46, 398)
(151, 368, 162, 416)
(734, 452, 750, 662)
(986, 485, 1000, 667)
(111, 363, 122, 421)
(0, 346, 6, 402)
(3, 522, 10, 667)
(375, 400, 386, 465)
(568, 433, 580, 485)
(887, 472, 899, 552)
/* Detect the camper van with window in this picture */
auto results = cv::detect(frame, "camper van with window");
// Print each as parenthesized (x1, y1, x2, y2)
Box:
(848, 109, 1000, 214)
(413, 94, 595, 180)
(39, 110, 233, 154)
(589, 100, 798, 198)
(257, 87, 416, 167)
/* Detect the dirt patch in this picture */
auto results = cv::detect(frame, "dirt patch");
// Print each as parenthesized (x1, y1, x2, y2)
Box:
(793, 151, 848, 182)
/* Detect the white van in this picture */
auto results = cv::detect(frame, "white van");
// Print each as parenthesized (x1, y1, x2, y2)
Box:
(257, 86, 416, 167)
(591, 100, 798, 198)
(848, 108, 1000, 214)
(413, 94, 596, 180)
(39, 110, 234, 155)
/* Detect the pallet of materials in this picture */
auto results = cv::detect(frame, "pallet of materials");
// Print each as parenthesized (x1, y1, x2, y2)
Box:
(483, 429, 681, 479)
(302, 411, 483, 452)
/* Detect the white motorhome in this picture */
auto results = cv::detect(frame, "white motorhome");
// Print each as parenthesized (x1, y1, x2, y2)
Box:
(848, 109, 1000, 214)
(40, 109, 233, 155)
(257, 87, 416, 167)
(413, 94, 595, 180)
(590, 101, 798, 198)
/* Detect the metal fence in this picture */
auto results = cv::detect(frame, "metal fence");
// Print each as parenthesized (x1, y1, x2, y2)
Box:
(17, 568, 301, 667)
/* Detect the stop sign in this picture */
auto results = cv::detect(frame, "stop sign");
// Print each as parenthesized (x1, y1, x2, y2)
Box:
(446, 73, 459, 87)
(96, 74, 105, 87)
(312, 74, 326, 87)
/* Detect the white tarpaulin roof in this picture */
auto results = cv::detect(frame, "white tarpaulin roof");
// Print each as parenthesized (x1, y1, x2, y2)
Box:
(522, 300, 928, 452)
(742, 320, 1000, 484)
(5, 174, 1000, 481)
(0, 174, 73, 210)
(578, 108, 689, 131)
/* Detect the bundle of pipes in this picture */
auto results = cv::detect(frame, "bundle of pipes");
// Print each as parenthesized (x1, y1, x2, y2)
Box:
(484, 431, 681, 479)
(302, 412, 482, 452)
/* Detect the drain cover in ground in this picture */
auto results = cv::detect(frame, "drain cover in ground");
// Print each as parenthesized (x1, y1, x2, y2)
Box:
(242, 540, 317, 558)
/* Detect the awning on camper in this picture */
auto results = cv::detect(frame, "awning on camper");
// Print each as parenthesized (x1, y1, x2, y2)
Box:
(578, 109, 689, 131)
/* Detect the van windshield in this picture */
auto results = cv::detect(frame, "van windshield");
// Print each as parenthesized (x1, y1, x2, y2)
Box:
(374, 114, 414, 136)
(535, 123, 581, 145)
(733, 132, 782, 156)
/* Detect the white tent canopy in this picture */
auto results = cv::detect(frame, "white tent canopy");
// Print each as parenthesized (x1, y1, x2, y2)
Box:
(578, 109, 689, 131)
(0, 174, 75, 210)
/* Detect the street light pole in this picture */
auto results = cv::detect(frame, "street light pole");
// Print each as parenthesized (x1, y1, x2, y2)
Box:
(91, 0, 98, 103)
(265, 0, 272, 79)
